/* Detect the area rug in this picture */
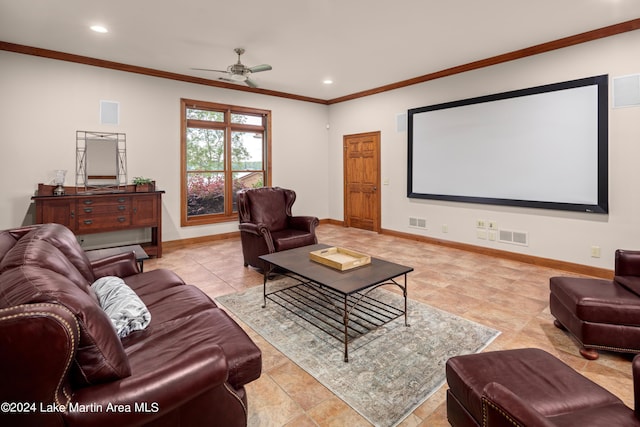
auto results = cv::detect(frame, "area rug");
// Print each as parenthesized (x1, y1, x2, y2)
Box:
(216, 279, 500, 427)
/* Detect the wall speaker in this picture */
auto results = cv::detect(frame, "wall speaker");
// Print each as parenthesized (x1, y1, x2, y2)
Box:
(613, 74, 640, 108)
(396, 113, 407, 132)
(100, 100, 119, 125)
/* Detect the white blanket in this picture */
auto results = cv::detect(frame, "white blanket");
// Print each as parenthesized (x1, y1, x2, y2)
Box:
(91, 276, 151, 338)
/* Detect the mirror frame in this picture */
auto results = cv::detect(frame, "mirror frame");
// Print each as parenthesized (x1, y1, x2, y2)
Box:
(76, 131, 127, 192)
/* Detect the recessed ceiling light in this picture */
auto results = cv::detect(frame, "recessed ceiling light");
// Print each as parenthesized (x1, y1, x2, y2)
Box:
(90, 25, 108, 33)
(323, 79, 333, 85)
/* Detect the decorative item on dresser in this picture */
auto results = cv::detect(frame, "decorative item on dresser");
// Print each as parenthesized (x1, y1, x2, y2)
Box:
(31, 183, 164, 257)
(52, 169, 67, 196)
(132, 176, 156, 192)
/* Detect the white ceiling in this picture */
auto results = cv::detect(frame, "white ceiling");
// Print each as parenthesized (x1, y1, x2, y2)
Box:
(1, 0, 640, 101)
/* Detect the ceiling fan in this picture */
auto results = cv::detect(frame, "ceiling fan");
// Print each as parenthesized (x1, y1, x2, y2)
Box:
(192, 48, 272, 88)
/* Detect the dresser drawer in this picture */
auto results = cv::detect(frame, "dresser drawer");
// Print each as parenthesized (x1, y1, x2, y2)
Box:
(79, 204, 129, 215)
(78, 196, 130, 208)
(77, 214, 131, 232)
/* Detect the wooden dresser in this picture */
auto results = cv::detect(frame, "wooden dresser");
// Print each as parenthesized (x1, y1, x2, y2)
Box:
(32, 184, 164, 257)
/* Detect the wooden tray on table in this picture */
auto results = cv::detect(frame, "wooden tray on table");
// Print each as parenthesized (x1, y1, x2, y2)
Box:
(309, 246, 371, 271)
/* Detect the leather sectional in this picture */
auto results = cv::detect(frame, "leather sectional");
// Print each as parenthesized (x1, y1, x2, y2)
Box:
(446, 348, 640, 426)
(0, 223, 261, 426)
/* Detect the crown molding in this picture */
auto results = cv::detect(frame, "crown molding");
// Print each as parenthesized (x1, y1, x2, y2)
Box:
(0, 41, 328, 105)
(327, 17, 640, 104)
(1, 17, 639, 105)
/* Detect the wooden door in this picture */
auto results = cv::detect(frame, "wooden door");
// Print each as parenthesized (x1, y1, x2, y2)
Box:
(343, 131, 381, 232)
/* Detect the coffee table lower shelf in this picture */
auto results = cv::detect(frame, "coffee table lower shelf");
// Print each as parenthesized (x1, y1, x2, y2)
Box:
(263, 274, 408, 362)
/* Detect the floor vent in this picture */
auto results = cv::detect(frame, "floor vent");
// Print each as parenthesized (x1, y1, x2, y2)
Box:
(498, 229, 528, 246)
(409, 217, 427, 229)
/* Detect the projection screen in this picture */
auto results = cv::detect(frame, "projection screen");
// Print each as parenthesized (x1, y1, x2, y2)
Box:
(407, 75, 608, 213)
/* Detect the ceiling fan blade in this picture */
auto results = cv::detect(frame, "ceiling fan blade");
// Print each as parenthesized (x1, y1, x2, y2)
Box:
(191, 67, 228, 73)
(248, 64, 272, 73)
(219, 76, 255, 87)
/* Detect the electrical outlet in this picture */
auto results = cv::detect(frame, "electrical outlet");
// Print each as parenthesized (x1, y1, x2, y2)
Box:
(591, 246, 601, 258)
(442, 224, 448, 233)
(477, 229, 487, 239)
(488, 221, 498, 230)
(488, 230, 497, 241)
(476, 219, 486, 228)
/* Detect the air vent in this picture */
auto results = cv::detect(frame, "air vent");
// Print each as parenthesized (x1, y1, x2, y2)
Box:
(498, 229, 528, 246)
(409, 217, 427, 229)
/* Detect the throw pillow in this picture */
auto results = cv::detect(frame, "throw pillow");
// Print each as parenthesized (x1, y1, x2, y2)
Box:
(91, 276, 151, 338)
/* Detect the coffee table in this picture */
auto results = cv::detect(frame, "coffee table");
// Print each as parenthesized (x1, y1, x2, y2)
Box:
(85, 244, 150, 272)
(260, 243, 413, 362)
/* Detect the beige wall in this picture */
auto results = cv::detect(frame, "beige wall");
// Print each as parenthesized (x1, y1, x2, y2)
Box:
(0, 51, 330, 246)
(327, 30, 640, 269)
(1, 29, 639, 267)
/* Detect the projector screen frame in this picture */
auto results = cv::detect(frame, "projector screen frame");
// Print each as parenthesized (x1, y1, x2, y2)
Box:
(407, 75, 609, 214)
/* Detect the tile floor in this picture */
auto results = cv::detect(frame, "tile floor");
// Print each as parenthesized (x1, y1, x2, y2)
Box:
(144, 224, 634, 427)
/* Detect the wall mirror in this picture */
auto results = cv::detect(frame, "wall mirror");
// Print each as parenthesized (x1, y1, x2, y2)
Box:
(76, 131, 127, 192)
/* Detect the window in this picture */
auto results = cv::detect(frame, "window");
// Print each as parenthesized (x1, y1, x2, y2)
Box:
(180, 99, 271, 226)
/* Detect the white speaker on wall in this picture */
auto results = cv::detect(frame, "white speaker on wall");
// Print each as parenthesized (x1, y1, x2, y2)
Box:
(613, 74, 640, 108)
(396, 113, 407, 132)
(100, 100, 119, 125)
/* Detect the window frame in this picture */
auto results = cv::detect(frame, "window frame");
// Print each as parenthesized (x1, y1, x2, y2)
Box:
(180, 98, 272, 226)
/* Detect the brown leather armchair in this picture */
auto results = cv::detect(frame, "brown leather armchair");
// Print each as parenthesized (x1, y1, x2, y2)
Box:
(237, 187, 319, 271)
(550, 249, 640, 359)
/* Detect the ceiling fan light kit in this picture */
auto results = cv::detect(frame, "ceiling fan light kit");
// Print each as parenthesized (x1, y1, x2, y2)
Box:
(192, 47, 272, 88)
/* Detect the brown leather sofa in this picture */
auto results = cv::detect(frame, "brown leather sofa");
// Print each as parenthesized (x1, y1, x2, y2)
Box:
(550, 249, 640, 360)
(0, 223, 262, 427)
(446, 348, 640, 426)
(237, 187, 318, 271)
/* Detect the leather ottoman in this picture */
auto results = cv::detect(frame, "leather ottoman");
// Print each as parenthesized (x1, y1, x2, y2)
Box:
(550, 276, 640, 359)
(446, 348, 636, 427)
